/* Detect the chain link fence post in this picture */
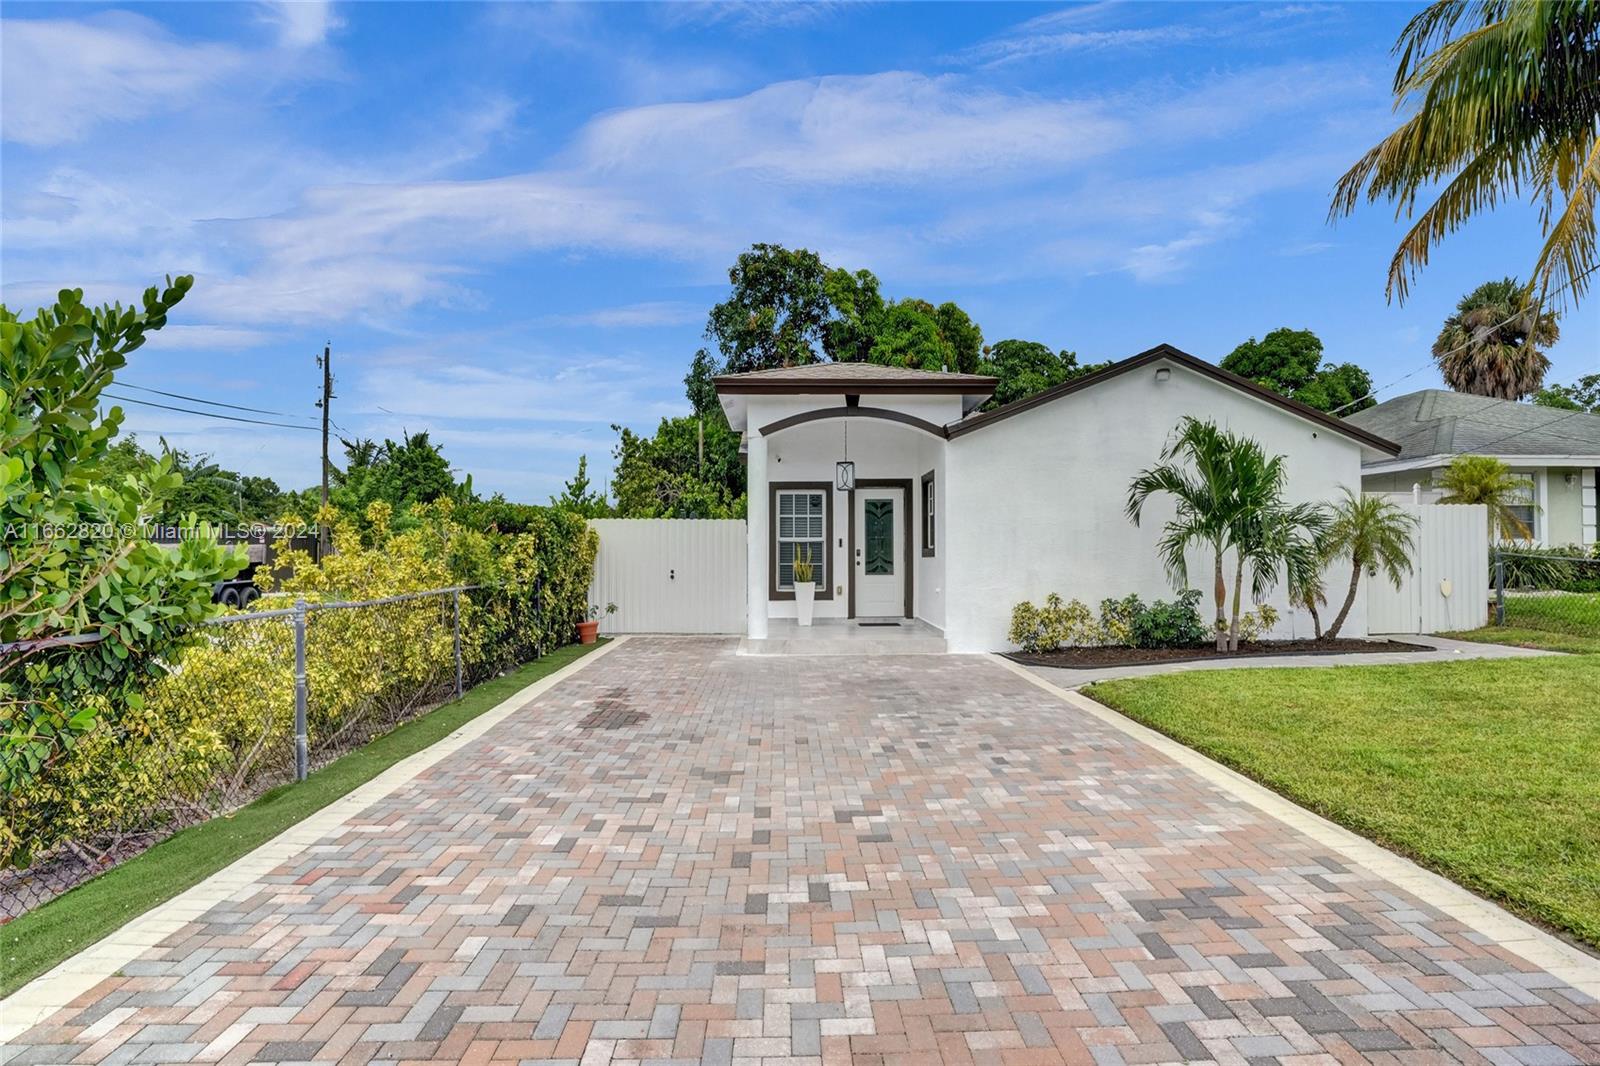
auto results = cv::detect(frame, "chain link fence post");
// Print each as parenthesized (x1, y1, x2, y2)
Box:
(453, 587, 463, 699)
(1494, 546, 1506, 627)
(293, 597, 309, 781)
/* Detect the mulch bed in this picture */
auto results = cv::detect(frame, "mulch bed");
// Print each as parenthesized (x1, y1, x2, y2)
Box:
(1005, 638, 1427, 670)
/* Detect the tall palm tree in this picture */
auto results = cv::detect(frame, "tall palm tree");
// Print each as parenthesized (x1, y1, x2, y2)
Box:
(1224, 442, 1329, 650)
(1433, 278, 1560, 399)
(1329, 2, 1600, 308)
(1127, 418, 1241, 652)
(1322, 490, 1417, 640)
(1437, 454, 1536, 540)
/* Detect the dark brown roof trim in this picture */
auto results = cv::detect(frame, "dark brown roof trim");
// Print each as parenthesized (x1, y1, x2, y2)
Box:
(945, 344, 1402, 454)
(716, 376, 995, 396)
(758, 405, 948, 439)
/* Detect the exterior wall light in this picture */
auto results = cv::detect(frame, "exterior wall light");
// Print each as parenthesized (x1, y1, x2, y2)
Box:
(1154, 367, 1171, 382)
(836, 460, 855, 491)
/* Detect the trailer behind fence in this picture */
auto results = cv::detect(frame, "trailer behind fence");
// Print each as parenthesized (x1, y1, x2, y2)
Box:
(1492, 547, 1600, 639)
(1, 580, 545, 919)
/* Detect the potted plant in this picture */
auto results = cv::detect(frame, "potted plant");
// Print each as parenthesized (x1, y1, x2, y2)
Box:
(577, 602, 615, 644)
(792, 547, 816, 627)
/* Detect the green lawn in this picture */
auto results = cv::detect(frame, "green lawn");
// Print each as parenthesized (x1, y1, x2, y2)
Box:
(1, 640, 605, 998)
(1445, 625, 1600, 655)
(1085, 655, 1600, 948)
(1501, 590, 1600, 636)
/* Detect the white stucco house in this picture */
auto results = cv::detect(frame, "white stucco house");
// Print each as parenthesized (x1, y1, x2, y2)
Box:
(1346, 390, 1599, 548)
(715, 343, 1402, 653)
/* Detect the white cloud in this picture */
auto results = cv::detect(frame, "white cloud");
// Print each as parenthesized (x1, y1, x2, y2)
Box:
(0, 14, 243, 147)
(573, 73, 1127, 186)
(257, 1, 343, 48)
(546, 302, 704, 328)
(142, 325, 278, 350)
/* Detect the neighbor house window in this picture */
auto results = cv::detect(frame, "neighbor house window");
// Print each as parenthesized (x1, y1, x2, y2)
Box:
(1505, 472, 1537, 542)
(773, 485, 829, 596)
(921, 470, 936, 557)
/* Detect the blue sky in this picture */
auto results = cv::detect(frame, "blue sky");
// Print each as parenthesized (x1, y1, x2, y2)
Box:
(3, 1, 1595, 501)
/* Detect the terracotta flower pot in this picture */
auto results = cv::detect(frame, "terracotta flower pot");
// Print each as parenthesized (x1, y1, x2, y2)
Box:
(576, 619, 599, 644)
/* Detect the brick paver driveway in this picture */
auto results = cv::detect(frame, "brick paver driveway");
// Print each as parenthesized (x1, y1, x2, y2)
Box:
(8, 638, 1598, 1065)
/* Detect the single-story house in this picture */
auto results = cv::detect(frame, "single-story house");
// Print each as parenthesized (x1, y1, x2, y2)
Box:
(1346, 390, 1599, 548)
(714, 344, 1401, 653)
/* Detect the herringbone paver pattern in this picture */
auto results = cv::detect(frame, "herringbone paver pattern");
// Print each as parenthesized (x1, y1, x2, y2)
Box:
(6, 638, 1597, 1065)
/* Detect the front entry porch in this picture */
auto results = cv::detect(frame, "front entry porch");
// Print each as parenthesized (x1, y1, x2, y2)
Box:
(738, 617, 946, 656)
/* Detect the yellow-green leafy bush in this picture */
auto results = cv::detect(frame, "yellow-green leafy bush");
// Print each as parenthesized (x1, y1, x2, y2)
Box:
(1008, 594, 1096, 652)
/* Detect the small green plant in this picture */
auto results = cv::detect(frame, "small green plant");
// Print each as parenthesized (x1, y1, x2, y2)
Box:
(1235, 603, 1280, 643)
(791, 546, 814, 586)
(1097, 595, 1145, 647)
(587, 602, 617, 621)
(1128, 590, 1209, 649)
(1007, 594, 1095, 652)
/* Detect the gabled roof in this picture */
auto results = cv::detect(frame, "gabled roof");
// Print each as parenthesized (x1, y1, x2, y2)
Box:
(1344, 389, 1600, 461)
(947, 344, 1402, 455)
(713, 361, 997, 395)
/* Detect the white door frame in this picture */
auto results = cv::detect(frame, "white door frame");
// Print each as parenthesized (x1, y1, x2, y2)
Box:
(848, 478, 912, 618)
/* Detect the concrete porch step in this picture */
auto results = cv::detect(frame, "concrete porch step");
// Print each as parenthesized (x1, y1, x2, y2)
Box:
(737, 618, 947, 656)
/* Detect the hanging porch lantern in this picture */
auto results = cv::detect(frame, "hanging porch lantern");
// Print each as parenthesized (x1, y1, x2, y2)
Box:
(835, 419, 854, 490)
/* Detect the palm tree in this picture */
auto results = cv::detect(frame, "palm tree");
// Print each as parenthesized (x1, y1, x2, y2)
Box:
(1322, 490, 1417, 640)
(1433, 278, 1560, 399)
(1127, 418, 1241, 652)
(1224, 442, 1329, 650)
(1329, 2, 1600, 308)
(1437, 454, 1536, 540)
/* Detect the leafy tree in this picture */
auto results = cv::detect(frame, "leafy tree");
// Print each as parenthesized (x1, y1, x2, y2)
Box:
(1433, 278, 1560, 399)
(706, 243, 831, 371)
(1330, 2, 1600, 307)
(976, 340, 1109, 410)
(331, 431, 464, 521)
(1, 277, 243, 799)
(1320, 489, 1416, 639)
(551, 455, 611, 518)
(100, 436, 289, 525)
(1533, 373, 1600, 412)
(933, 302, 984, 374)
(611, 413, 745, 519)
(684, 348, 721, 417)
(822, 268, 885, 363)
(1437, 454, 1536, 540)
(1220, 328, 1376, 414)
(868, 300, 947, 369)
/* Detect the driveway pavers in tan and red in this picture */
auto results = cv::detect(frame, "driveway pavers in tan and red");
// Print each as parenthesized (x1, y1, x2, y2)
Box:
(5, 637, 1597, 1065)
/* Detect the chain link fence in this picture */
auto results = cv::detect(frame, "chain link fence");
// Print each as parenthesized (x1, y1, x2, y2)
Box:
(1492, 547, 1600, 637)
(1, 580, 548, 919)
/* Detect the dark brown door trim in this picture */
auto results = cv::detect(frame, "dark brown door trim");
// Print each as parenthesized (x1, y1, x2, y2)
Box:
(847, 478, 913, 619)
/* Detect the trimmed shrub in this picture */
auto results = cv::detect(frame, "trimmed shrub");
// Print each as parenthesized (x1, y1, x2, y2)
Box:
(1235, 603, 1281, 643)
(1128, 590, 1208, 649)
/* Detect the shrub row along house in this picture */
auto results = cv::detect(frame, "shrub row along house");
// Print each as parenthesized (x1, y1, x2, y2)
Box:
(1349, 390, 1600, 548)
(714, 343, 1402, 653)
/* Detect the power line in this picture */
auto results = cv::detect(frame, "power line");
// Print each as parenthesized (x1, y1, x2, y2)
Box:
(101, 391, 321, 432)
(115, 381, 320, 421)
(1330, 263, 1600, 416)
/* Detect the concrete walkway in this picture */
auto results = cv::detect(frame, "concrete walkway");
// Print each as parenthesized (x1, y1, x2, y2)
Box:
(1021, 633, 1556, 688)
(4, 638, 1595, 1065)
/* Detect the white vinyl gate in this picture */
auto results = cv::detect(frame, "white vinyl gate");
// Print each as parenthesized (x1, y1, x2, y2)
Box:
(1365, 502, 1489, 634)
(588, 519, 747, 634)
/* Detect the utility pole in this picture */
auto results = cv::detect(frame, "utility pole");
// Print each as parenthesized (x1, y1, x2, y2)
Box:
(316, 343, 333, 560)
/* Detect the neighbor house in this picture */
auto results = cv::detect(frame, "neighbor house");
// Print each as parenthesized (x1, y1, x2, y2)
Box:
(1346, 390, 1600, 548)
(714, 344, 1401, 652)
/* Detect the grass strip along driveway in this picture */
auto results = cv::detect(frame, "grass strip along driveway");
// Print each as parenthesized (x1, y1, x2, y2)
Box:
(0, 640, 604, 998)
(1086, 655, 1600, 950)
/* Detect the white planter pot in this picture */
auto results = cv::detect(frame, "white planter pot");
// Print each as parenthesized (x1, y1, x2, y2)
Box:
(794, 582, 815, 626)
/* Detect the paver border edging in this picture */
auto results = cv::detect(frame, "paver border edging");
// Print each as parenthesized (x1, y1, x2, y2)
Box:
(988, 652, 1600, 1001)
(0, 636, 628, 1042)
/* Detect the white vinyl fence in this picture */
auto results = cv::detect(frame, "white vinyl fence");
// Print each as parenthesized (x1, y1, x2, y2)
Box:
(1365, 502, 1489, 634)
(588, 519, 747, 634)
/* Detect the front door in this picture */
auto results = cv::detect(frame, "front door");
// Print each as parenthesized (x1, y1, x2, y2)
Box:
(854, 488, 905, 617)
